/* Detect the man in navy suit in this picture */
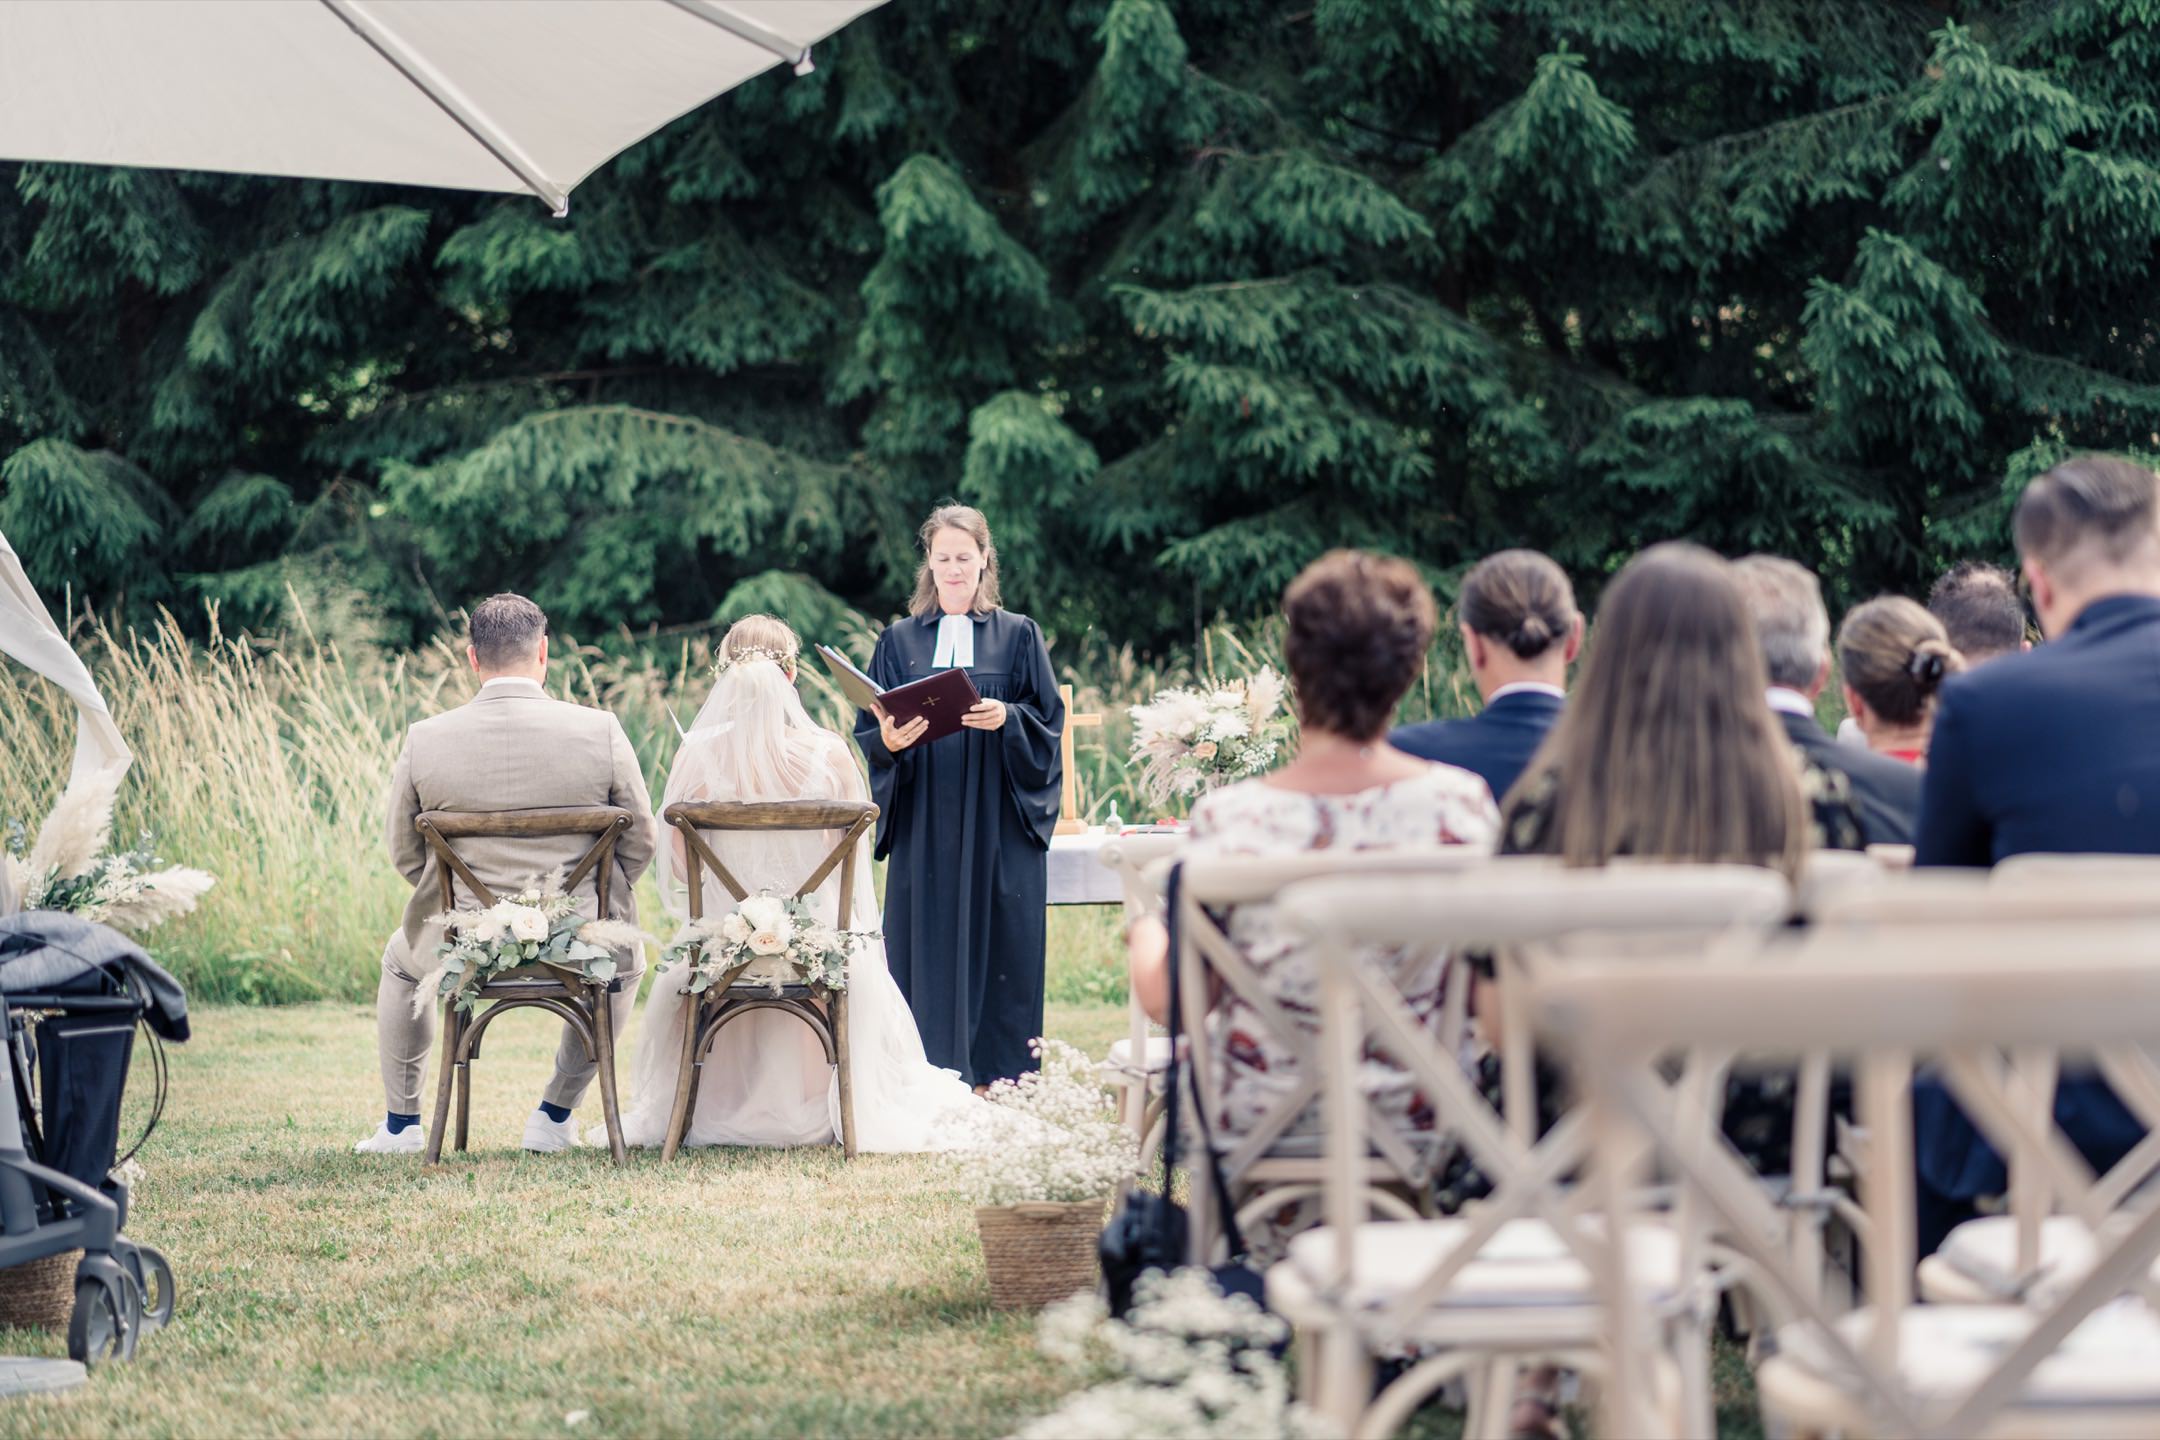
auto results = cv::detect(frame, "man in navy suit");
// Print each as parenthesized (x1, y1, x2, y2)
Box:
(1912, 454, 2160, 1247)
(1733, 555, 1922, 846)
(1391, 550, 1581, 805)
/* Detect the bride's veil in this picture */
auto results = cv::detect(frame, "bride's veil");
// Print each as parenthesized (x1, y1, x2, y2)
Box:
(655, 654, 875, 924)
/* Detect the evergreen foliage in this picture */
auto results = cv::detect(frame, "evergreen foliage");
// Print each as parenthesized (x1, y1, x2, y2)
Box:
(5, 1, 2160, 647)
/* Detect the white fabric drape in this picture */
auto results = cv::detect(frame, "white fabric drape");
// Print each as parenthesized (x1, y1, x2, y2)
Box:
(619, 657, 978, 1152)
(0, 530, 130, 786)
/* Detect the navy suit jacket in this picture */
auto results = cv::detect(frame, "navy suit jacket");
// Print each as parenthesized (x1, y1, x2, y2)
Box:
(1390, 689, 1562, 806)
(1910, 594, 2160, 1205)
(1776, 709, 1921, 848)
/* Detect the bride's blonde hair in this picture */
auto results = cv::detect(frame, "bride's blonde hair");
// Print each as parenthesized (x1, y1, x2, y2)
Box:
(718, 614, 799, 677)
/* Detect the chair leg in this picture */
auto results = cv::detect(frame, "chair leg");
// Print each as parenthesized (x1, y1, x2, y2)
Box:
(424, 1001, 459, 1165)
(832, 990, 856, 1159)
(1317, 1324, 1372, 1439)
(592, 985, 627, 1167)
(454, 1046, 472, 1155)
(662, 994, 705, 1163)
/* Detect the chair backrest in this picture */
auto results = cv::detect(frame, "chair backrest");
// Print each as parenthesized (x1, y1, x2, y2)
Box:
(1272, 862, 1792, 1354)
(1540, 924, 2160, 1439)
(1099, 833, 1184, 922)
(1175, 846, 1492, 1183)
(415, 805, 637, 918)
(1994, 852, 2160, 887)
(661, 800, 878, 925)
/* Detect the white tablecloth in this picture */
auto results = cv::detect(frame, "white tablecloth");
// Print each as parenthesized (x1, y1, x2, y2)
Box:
(1047, 831, 1124, 906)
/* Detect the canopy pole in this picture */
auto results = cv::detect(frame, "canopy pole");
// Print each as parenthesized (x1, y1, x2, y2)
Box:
(318, 0, 571, 213)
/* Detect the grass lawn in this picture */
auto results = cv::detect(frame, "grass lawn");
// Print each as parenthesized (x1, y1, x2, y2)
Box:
(0, 993, 1129, 1440)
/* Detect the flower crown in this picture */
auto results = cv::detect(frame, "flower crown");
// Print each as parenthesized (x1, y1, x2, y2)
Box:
(715, 644, 797, 677)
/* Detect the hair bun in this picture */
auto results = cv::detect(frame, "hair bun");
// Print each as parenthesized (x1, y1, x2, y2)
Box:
(1906, 647, 1948, 690)
(1514, 615, 1553, 650)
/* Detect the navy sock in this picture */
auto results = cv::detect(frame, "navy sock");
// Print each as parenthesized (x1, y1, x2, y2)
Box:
(537, 1101, 572, 1124)
(385, 1111, 420, 1134)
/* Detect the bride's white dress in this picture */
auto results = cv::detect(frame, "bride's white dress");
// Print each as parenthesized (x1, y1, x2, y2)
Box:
(618, 658, 979, 1152)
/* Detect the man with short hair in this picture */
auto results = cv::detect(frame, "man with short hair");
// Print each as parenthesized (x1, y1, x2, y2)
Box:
(1927, 559, 2031, 664)
(1732, 555, 1922, 846)
(1910, 455, 2160, 1247)
(357, 593, 656, 1155)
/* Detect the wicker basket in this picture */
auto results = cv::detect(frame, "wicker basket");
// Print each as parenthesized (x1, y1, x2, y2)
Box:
(0, 1250, 78, 1330)
(975, 1200, 1105, 1310)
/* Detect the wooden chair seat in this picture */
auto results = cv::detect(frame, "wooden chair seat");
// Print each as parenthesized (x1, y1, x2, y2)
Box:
(1103, 1034, 1173, 1077)
(1759, 1305, 2160, 1437)
(1279, 1217, 1688, 1316)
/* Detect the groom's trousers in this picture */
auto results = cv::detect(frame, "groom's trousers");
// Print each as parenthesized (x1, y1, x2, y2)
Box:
(375, 935, 642, 1115)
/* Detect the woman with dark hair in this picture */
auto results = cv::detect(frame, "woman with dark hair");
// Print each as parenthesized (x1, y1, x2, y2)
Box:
(1392, 549, 1581, 804)
(1836, 596, 1963, 765)
(853, 505, 1064, 1088)
(1125, 550, 1497, 1150)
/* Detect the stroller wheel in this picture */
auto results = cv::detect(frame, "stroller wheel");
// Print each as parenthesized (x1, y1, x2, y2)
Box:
(67, 1271, 141, 1368)
(124, 1245, 175, 1332)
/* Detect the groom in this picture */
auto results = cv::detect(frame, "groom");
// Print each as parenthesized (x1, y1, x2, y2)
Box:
(356, 593, 656, 1155)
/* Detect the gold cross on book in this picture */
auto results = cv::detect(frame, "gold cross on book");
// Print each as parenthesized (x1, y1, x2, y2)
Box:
(1056, 683, 1103, 836)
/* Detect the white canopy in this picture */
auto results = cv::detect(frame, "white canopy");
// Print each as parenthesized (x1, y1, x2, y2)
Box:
(0, 0, 888, 214)
(0, 530, 130, 787)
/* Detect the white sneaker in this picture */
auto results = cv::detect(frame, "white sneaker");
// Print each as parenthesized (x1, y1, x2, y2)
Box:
(522, 1109, 578, 1153)
(354, 1122, 424, 1155)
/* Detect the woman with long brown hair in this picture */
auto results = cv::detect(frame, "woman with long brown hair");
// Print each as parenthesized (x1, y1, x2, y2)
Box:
(852, 505, 1065, 1088)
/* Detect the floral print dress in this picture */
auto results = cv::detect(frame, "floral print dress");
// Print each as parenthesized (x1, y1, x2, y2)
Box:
(1184, 764, 1500, 1162)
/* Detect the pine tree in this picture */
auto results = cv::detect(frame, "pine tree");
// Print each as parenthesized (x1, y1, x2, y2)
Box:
(8, 1, 2160, 647)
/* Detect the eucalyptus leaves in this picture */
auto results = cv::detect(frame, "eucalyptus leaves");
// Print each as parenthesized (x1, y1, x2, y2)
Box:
(658, 893, 866, 996)
(417, 879, 652, 1015)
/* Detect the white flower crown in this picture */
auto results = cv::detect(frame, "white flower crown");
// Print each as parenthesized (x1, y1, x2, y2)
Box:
(714, 644, 797, 676)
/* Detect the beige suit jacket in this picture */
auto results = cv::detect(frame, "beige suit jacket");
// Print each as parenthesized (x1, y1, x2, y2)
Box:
(384, 678, 656, 977)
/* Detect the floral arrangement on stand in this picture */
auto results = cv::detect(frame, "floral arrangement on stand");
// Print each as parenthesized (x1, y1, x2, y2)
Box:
(1016, 1268, 1321, 1439)
(658, 893, 865, 996)
(1128, 668, 1293, 810)
(417, 878, 652, 1015)
(2, 763, 215, 933)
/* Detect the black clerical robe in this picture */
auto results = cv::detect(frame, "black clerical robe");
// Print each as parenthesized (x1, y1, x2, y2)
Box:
(853, 609, 1063, 1086)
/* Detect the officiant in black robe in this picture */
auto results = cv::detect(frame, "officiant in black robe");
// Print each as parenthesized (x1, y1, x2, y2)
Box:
(853, 507, 1064, 1087)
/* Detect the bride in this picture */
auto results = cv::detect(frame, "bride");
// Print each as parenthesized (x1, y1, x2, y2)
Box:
(618, 616, 979, 1151)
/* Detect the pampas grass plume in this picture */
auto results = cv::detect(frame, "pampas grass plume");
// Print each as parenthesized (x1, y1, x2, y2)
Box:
(27, 761, 124, 883)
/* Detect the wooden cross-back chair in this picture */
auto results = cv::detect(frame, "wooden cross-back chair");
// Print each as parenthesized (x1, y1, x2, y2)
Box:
(1271, 861, 1792, 1440)
(1548, 924, 2160, 1440)
(415, 805, 639, 1166)
(1174, 847, 1496, 1269)
(659, 799, 877, 1162)
(1811, 869, 2160, 1314)
(1097, 834, 1184, 1171)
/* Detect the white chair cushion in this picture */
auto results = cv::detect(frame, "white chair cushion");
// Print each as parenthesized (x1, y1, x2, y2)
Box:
(1773, 1303, 2160, 1407)
(1284, 1217, 1684, 1311)
(1105, 1035, 1173, 1074)
(1933, 1215, 2160, 1306)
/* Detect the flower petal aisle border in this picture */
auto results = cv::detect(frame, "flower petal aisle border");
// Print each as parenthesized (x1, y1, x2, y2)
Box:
(1129, 668, 1292, 810)
(2, 761, 214, 931)
(1015, 1268, 1322, 1439)
(417, 877, 653, 1016)
(941, 1039, 1136, 1309)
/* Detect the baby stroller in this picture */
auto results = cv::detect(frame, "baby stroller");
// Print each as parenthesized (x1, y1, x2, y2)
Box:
(0, 910, 187, 1367)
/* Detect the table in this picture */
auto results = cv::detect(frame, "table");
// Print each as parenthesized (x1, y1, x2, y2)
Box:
(1046, 830, 1124, 906)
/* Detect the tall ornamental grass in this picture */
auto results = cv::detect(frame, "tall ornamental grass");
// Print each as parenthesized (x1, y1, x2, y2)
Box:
(2, 609, 1469, 1005)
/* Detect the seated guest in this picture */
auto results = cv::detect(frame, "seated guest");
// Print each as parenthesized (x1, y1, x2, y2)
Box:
(1391, 549, 1581, 804)
(1914, 453, 2160, 1249)
(1928, 558, 2032, 664)
(1126, 550, 1497, 1148)
(1834, 596, 1964, 765)
(1733, 554, 1922, 846)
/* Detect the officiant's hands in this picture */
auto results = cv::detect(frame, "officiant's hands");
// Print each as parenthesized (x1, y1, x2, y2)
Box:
(960, 699, 1008, 731)
(878, 707, 931, 752)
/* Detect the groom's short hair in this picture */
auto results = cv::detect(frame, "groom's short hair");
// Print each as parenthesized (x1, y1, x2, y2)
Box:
(469, 593, 548, 669)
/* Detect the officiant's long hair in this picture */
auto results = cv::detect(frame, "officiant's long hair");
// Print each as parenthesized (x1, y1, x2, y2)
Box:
(908, 504, 1003, 617)
(1507, 543, 1809, 877)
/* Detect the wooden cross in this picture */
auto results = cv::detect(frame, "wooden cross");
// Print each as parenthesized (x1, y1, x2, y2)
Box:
(1056, 683, 1103, 835)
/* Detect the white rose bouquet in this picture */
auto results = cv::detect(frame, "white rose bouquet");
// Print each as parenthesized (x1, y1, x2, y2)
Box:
(1128, 668, 1292, 809)
(658, 892, 869, 996)
(418, 876, 652, 1015)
